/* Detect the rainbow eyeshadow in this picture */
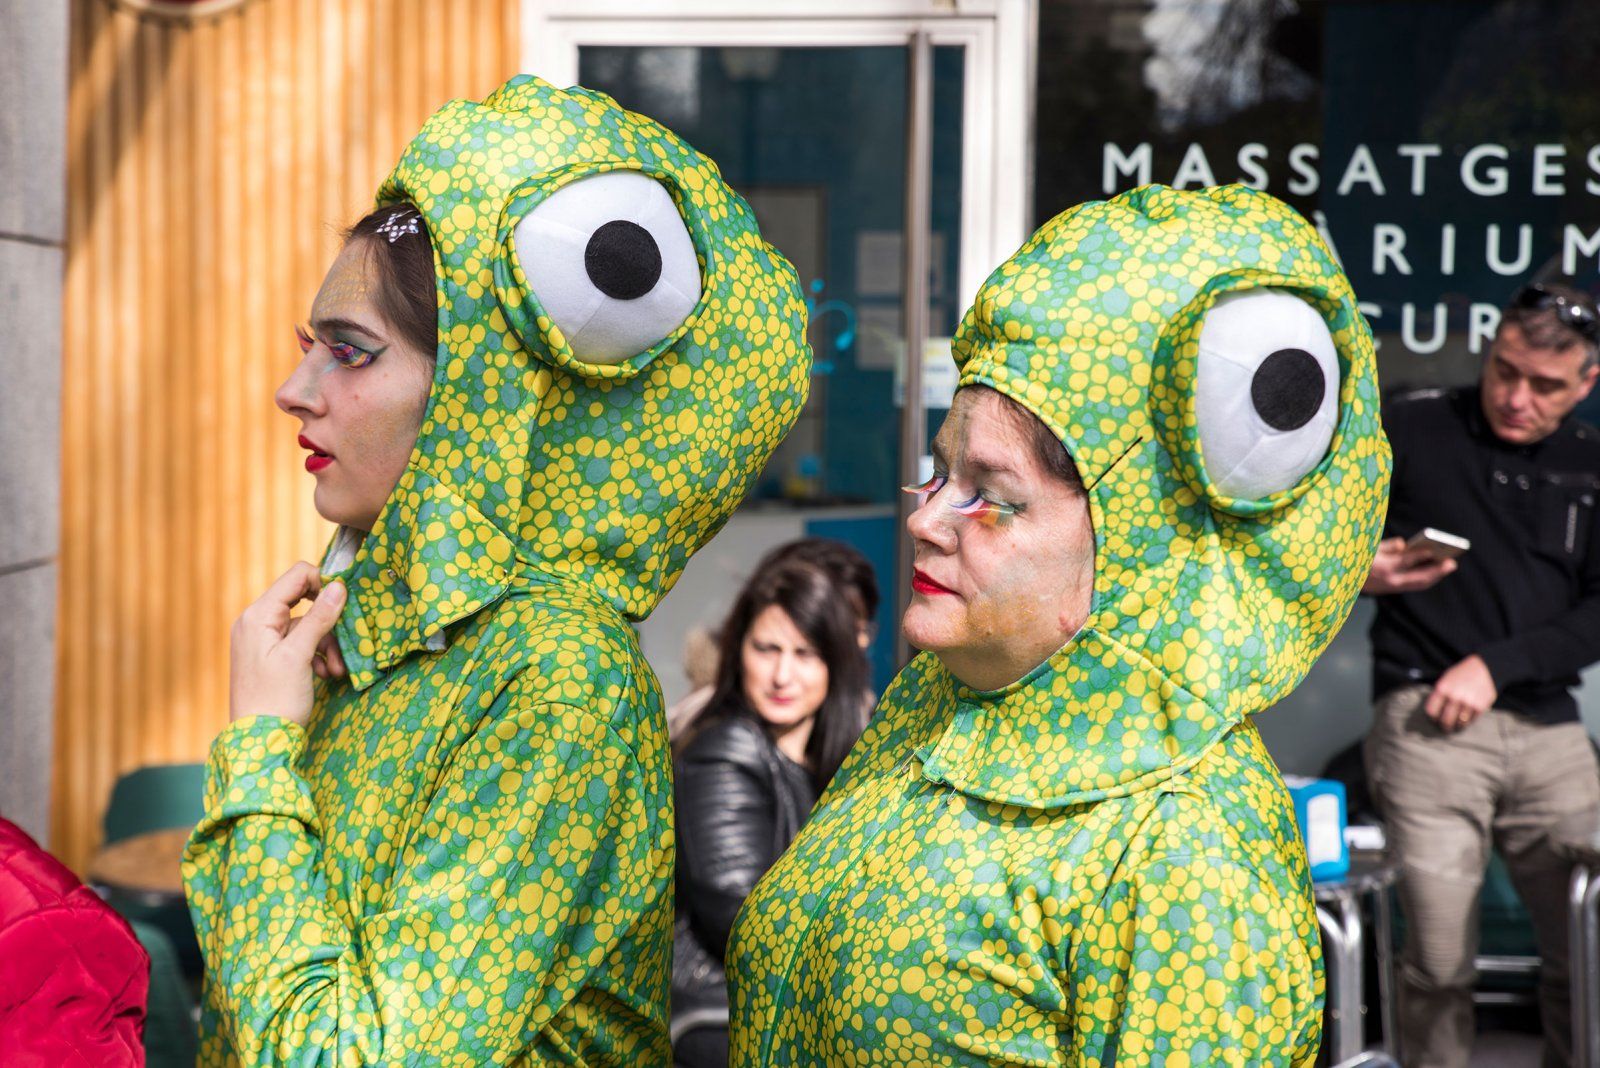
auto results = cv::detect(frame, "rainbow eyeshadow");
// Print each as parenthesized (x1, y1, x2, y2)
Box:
(296, 324, 377, 369)
(949, 493, 1017, 527)
(326, 339, 376, 369)
(901, 475, 1016, 526)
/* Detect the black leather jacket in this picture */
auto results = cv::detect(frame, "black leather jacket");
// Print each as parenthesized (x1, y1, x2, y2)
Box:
(672, 713, 817, 1023)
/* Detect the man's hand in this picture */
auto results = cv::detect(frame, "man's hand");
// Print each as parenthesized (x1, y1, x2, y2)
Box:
(228, 562, 347, 726)
(1362, 537, 1458, 595)
(1425, 654, 1497, 732)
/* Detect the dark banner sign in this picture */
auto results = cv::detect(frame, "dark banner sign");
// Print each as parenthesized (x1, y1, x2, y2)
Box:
(1099, 139, 1600, 353)
(1036, 0, 1600, 415)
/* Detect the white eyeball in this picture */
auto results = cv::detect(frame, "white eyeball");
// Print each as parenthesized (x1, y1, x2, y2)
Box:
(512, 170, 702, 364)
(1194, 289, 1340, 500)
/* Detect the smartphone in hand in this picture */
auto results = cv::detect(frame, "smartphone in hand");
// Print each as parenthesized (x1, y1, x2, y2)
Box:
(1404, 527, 1471, 563)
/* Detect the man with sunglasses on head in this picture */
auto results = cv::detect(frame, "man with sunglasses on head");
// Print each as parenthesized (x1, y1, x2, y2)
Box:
(1362, 281, 1600, 1068)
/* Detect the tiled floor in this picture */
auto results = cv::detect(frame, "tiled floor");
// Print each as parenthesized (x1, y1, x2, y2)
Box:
(1361, 1007, 1546, 1066)
(1468, 1030, 1542, 1067)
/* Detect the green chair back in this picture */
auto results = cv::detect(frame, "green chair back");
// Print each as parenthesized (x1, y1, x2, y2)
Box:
(102, 763, 205, 845)
(1476, 850, 1539, 959)
(128, 919, 198, 1068)
(99, 763, 208, 982)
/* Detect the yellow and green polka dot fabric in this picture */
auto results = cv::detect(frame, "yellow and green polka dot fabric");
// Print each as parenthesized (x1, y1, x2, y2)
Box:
(181, 75, 810, 1065)
(727, 185, 1391, 1066)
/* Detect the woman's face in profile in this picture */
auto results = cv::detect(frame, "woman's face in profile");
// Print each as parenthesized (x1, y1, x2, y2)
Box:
(274, 241, 434, 532)
(741, 605, 831, 732)
(903, 388, 1095, 692)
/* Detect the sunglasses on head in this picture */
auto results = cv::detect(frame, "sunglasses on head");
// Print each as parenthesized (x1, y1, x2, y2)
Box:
(1510, 282, 1600, 343)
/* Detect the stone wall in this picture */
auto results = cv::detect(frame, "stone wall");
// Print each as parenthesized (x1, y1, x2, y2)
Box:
(0, 0, 66, 844)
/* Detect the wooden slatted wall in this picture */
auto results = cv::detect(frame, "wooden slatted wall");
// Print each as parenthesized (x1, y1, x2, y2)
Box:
(55, 0, 520, 872)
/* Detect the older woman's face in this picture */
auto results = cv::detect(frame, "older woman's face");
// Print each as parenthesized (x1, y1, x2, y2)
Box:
(903, 389, 1095, 692)
(274, 241, 434, 532)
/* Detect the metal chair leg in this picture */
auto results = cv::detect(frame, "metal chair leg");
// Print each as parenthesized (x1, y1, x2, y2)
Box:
(1582, 867, 1600, 1068)
(1373, 885, 1399, 1063)
(1573, 866, 1595, 1068)
(1319, 892, 1365, 1065)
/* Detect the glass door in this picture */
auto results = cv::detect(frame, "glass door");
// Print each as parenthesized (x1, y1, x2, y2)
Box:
(578, 43, 966, 507)
(525, 2, 1031, 695)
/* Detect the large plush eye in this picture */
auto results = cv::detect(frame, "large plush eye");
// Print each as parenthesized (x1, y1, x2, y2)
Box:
(512, 170, 702, 364)
(1194, 289, 1340, 500)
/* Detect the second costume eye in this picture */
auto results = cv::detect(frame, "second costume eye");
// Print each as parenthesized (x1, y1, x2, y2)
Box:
(1194, 289, 1341, 501)
(512, 170, 703, 365)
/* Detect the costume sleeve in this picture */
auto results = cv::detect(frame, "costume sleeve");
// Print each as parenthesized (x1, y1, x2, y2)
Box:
(1476, 500, 1600, 688)
(1066, 852, 1323, 1068)
(675, 747, 777, 958)
(182, 691, 668, 1065)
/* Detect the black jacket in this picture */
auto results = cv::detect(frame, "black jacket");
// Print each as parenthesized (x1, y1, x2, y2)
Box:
(1371, 386, 1600, 722)
(671, 713, 817, 1024)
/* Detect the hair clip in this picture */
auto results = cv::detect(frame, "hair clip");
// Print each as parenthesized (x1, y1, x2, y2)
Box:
(377, 211, 421, 244)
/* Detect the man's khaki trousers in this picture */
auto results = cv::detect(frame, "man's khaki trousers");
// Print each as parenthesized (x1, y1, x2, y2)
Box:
(1365, 684, 1600, 1068)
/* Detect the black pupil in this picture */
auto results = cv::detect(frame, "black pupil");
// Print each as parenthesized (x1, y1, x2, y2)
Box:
(584, 220, 662, 301)
(1250, 348, 1325, 432)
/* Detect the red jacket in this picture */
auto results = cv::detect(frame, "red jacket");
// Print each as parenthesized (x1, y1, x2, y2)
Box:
(0, 817, 147, 1066)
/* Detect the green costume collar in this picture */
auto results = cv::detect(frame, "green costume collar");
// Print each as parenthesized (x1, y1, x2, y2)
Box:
(918, 624, 1228, 808)
(324, 469, 515, 687)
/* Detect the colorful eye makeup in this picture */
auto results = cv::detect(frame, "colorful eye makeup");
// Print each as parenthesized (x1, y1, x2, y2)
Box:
(901, 473, 948, 506)
(294, 324, 380, 369)
(901, 474, 1018, 526)
(949, 493, 1018, 527)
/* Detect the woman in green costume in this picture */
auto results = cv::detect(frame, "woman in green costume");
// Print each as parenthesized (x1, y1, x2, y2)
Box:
(727, 184, 1391, 1066)
(180, 75, 810, 1065)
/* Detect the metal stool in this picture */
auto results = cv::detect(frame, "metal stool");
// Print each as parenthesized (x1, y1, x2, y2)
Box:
(1552, 810, 1600, 1068)
(1315, 851, 1400, 1066)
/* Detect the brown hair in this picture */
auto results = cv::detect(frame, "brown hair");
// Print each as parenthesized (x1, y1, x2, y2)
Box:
(757, 537, 880, 638)
(962, 384, 1084, 492)
(341, 204, 438, 361)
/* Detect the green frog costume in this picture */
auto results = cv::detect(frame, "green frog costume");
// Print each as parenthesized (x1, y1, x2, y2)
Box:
(727, 184, 1391, 1066)
(181, 75, 810, 1065)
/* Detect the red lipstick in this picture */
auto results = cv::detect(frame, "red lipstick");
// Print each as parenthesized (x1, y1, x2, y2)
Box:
(299, 434, 334, 473)
(912, 568, 955, 596)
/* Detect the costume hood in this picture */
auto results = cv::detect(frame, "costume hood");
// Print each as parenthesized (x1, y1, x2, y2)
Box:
(924, 183, 1391, 806)
(325, 75, 812, 690)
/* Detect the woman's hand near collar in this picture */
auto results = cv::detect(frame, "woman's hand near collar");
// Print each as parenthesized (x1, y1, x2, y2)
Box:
(228, 561, 347, 725)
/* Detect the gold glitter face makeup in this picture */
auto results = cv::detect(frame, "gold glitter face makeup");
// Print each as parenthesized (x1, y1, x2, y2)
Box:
(312, 253, 373, 316)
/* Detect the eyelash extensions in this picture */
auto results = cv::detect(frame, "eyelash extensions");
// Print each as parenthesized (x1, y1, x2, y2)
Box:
(948, 494, 1018, 527)
(900, 472, 948, 507)
(295, 324, 378, 369)
(899, 473, 1019, 526)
